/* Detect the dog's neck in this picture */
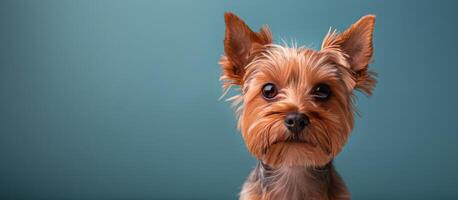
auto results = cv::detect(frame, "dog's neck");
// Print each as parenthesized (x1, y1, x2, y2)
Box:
(246, 161, 334, 200)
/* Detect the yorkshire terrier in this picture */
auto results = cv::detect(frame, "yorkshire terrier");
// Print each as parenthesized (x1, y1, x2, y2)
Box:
(219, 12, 376, 200)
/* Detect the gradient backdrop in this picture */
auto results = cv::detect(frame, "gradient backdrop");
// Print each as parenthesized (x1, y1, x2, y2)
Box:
(1, 0, 457, 199)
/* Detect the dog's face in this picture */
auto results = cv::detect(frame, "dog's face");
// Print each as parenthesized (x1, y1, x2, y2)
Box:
(220, 13, 376, 167)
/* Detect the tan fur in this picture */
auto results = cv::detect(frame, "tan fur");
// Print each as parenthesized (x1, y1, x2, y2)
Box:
(220, 12, 376, 200)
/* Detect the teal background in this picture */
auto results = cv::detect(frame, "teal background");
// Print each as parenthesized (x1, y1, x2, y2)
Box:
(1, 0, 457, 199)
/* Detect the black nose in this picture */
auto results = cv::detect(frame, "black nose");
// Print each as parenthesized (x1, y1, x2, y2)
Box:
(284, 112, 309, 133)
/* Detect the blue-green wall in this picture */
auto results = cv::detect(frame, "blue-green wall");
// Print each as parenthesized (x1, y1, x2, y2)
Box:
(1, 0, 457, 199)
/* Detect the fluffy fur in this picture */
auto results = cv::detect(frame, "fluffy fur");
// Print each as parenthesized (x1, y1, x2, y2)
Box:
(219, 12, 376, 200)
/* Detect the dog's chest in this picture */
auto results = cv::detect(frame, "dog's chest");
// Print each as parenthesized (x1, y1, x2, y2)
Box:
(241, 163, 331, 200)
(264, 166, 329, 200)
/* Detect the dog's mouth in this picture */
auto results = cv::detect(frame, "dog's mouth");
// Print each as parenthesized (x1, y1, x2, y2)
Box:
(271, 134, 309, 145)
(285, 136, 305, 143)
(261, 129, 321, 155)
(263, 135, 317, 155)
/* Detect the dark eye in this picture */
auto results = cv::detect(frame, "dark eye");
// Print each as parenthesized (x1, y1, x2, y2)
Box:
(261, 83, 278, 100)
(312, 84, 331, 100)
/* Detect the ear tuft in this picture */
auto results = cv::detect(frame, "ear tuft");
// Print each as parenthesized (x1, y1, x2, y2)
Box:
(220, 12, 272, 88)
(338, 15, 375, 72)
(322, 15, 376, 95)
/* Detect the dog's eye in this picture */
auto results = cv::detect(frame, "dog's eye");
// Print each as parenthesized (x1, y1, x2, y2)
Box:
(312, 84, 331, 100)
(261, 83, 278, 100)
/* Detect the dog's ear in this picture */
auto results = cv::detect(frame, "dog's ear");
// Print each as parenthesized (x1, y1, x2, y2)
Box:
(322, 15, 376, 95)
(221, 12, 272, 87)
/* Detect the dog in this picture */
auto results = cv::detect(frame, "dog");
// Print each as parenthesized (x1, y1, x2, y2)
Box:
(219, 12, 376, 200)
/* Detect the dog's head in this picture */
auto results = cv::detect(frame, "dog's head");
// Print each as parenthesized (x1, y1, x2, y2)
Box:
(220, 13, 376, 167)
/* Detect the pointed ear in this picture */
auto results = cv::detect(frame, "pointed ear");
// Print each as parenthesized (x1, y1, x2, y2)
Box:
(220, 12, 272, 87)
(322, 15, 376, 95)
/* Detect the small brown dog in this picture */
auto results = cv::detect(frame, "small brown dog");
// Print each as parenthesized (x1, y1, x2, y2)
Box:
(219, 12, 376, 200)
